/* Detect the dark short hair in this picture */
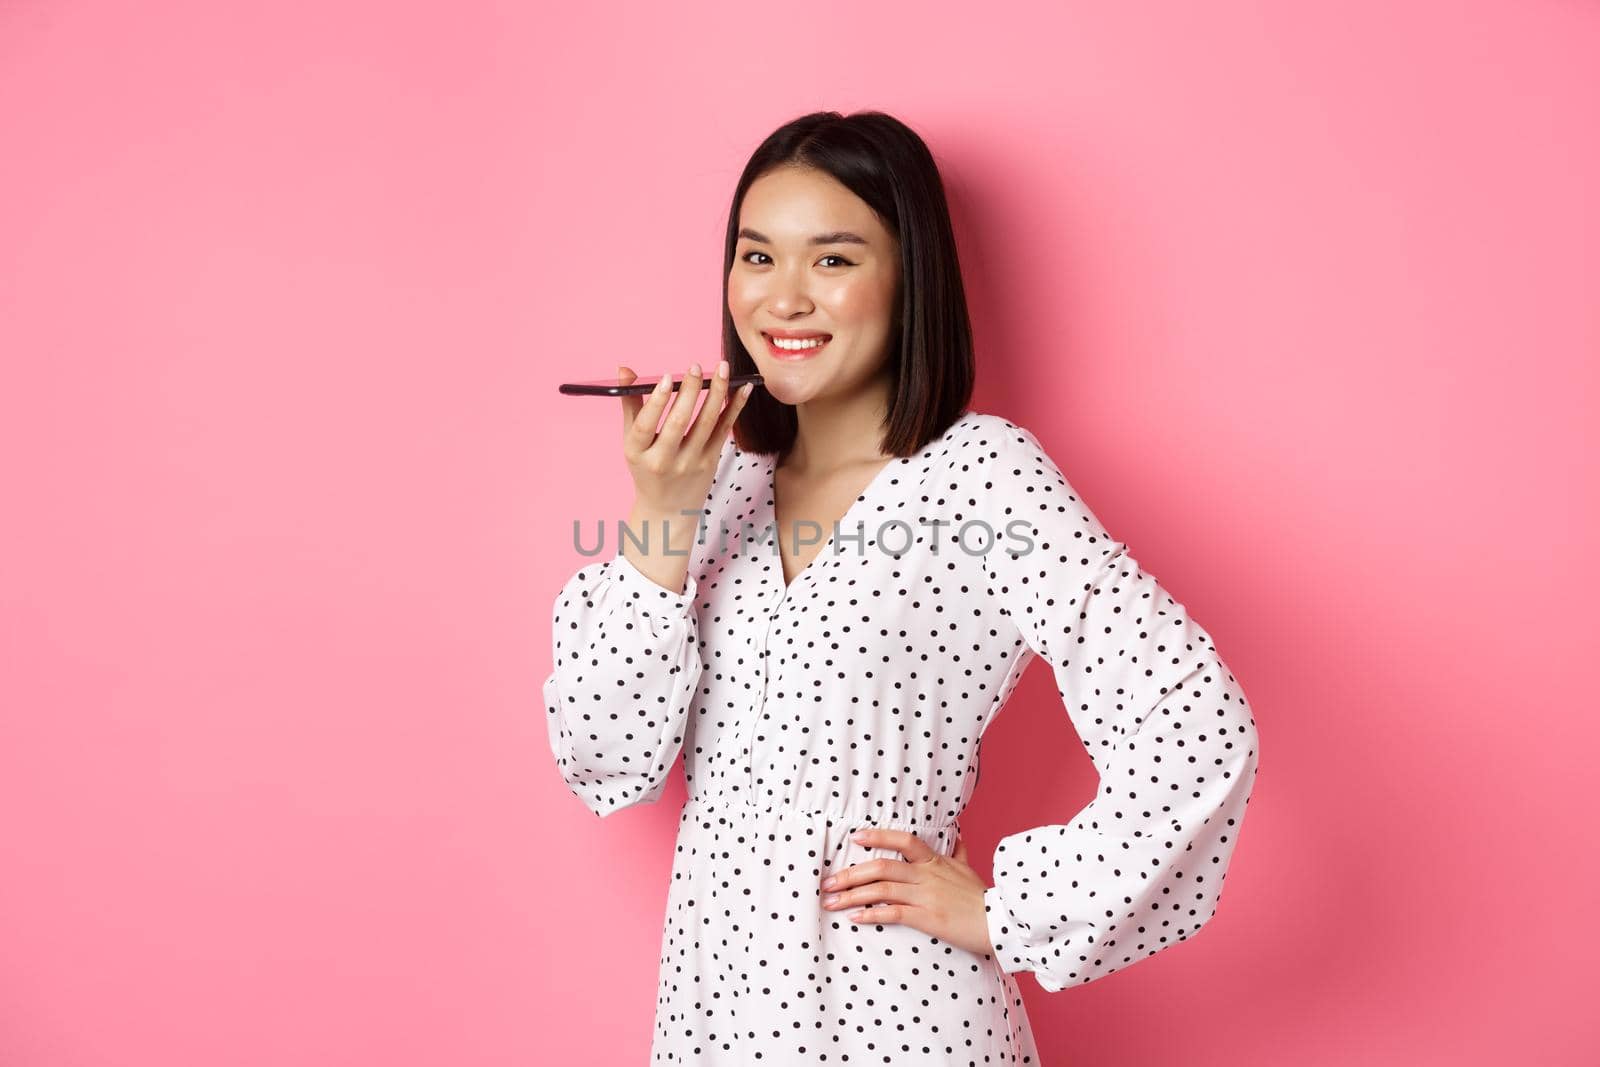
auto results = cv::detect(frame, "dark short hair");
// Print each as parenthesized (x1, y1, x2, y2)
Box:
(722, 110, 975, 458)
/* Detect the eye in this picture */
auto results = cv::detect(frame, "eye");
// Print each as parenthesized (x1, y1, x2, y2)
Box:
(738, 251, 855, 268)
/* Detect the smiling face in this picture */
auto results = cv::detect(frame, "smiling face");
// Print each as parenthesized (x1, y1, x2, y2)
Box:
(728, 166, 901, 407)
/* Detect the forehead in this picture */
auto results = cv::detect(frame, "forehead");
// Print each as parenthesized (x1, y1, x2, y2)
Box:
(738, 167, 888, 244)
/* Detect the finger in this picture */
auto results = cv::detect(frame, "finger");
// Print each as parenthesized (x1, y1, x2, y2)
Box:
(853, 827, 938, 863)
(825, 878, 919, 912)
(628, 370, 675, 449)
(824, 857, 915, 894)
(684, 359, 731, 456)
(617, 365, 642, 430)
(653, 362, 706, 449)
(848, 903, 906, 925)
(704, 376, 756, 449)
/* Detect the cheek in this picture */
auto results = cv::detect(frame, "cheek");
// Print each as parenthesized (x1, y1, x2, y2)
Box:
(825, 279, 895, 328)
(726, 275, 762, 318)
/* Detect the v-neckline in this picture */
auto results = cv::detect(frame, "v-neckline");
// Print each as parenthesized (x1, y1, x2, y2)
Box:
(767, 451, 899, 593)
(763, 412, 972, 594)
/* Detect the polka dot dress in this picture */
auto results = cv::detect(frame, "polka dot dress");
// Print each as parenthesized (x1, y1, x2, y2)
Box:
(543, 411, 1261, 1064)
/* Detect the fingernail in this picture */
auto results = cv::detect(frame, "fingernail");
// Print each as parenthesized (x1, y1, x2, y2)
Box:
(717, 359, 729, 379)
(851, 831, 868, 843)
(822, 876, 837, 890)
(823, 893, 840, 906)
(689, 361, 701, 376)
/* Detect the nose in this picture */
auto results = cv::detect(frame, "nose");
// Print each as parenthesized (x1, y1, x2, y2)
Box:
(765, 268, 814, 318)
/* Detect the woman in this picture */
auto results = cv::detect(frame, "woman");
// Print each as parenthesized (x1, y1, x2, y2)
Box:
(544, 110, 1260, 1064)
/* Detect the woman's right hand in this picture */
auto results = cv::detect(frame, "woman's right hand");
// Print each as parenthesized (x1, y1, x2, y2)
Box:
(617, 359, 754, 551)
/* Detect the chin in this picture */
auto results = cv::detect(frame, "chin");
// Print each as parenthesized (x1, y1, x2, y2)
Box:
(757, 378, 810, 406)
(762, 366, 831, 404)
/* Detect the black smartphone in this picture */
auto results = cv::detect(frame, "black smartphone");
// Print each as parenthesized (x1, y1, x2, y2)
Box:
(559, 373, 765, 397)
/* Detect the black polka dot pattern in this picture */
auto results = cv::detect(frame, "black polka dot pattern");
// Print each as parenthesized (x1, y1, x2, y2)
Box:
(543, 411, 1261, 1062)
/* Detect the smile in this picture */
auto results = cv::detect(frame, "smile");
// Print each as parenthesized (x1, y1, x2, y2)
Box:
(763, 333, 832, 361)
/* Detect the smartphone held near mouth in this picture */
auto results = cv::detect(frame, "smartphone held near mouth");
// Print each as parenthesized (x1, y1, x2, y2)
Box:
(559, 372, 764, 397)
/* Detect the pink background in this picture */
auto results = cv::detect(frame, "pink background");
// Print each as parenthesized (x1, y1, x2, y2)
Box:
(2, 1, 1596, 1063)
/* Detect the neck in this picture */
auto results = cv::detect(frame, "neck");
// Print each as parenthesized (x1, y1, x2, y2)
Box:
(782, 374, 895, 473)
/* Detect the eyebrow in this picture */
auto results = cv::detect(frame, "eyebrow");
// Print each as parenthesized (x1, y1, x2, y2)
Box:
(737, 227, 870, 247)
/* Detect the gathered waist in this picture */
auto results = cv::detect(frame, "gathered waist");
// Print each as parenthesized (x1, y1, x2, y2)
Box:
(682, 789, 962, 835)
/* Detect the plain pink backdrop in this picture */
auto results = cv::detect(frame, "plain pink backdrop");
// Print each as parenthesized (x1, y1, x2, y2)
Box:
(2, 1, 1596, 1064)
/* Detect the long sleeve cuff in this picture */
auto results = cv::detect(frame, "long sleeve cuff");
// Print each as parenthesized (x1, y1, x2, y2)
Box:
(983, 883, 1036, 978)
(607, 549, 699, 622)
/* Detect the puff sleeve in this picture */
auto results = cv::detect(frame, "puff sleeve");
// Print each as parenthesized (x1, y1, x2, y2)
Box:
(977, 424, 1260, 992)
(542, 549, 704, 818)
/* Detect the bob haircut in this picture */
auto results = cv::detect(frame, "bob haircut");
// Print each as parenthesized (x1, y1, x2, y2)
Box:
(722, 110, 975, 458)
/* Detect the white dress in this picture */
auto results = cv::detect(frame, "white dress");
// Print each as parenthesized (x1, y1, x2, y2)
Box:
(543, 411, 1260, 1064)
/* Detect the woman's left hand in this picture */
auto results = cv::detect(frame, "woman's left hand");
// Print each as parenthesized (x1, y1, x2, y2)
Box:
(819, 828, 996, 958)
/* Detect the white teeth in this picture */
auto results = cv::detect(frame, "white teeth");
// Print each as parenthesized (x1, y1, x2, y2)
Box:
(770, 335, 828, 350)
